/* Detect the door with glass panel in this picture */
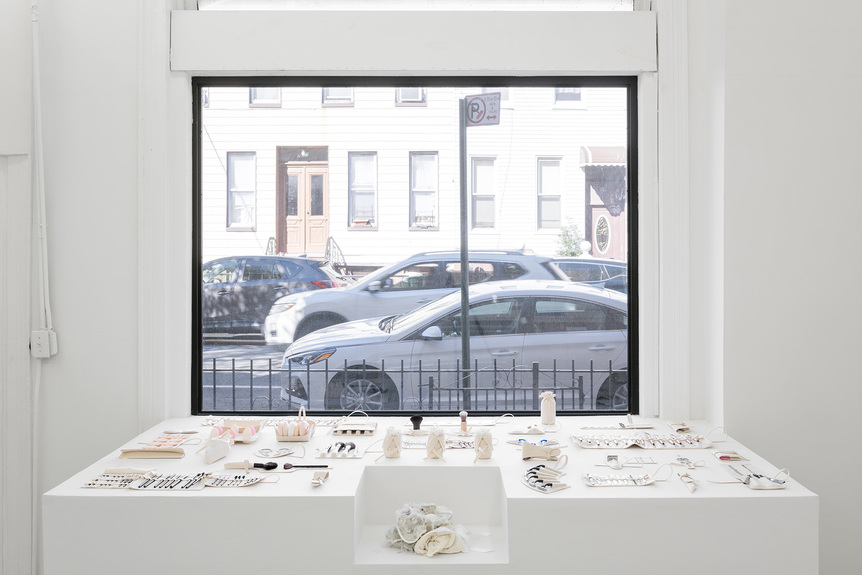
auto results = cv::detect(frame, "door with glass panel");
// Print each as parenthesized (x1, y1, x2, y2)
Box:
(278, 163, 329, 255)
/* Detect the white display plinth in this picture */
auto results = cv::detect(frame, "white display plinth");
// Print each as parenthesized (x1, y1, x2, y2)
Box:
(43, 416, 818, 575)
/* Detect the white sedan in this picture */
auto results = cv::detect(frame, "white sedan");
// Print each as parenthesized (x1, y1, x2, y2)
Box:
(278, 280, 629, 412)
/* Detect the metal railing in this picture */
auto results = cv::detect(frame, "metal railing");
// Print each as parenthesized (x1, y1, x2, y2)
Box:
(201, 357, 628, 413)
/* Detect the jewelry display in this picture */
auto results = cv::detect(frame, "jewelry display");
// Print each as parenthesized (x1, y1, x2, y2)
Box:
(130, 472, 210, 490)
(221, 417, 265, 434)
(672, 455, 705, 470)
(539, 391, 556, 425)
(384, 503, 468, 557)
(424, 427, 446, 460)
(506, 438, 560, 447)
(522, 456, 569, 493)
(725, 464, 789, 490)
(714, 450, 747, 461)
(581, 414, 654, 430)
(332, 410, 378, 435)
(204, 473, 276, 488)
(473, 428, 493, 462)
(120, 434, 196, 459)
(275, 406, 315, 442)
(83, 470, 155, 489)
(597, 455, 656, 469)
(583, 463, 672, 487)
(332, 421, 377, 435)
(311, 470, 329, 487)
(521, 441, 562, 461)
(678, 472, 698, 493)
(254, 446, 303, 459)
(571, 433, 712, 449)
(668, 421, 690, 433)
(316, 441, 361, 458)
(509, 424, 548, 435)
(584, 473, 656, 487)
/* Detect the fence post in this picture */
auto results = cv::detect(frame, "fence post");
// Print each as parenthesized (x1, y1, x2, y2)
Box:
(532, 362, 539, 410)
(428, 376, 434, 411)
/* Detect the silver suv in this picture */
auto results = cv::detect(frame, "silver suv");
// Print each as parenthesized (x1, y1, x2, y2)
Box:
(263, 250, 568, 345)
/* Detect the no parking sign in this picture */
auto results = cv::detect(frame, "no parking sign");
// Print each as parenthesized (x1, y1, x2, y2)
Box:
(464, 92, 501, 127)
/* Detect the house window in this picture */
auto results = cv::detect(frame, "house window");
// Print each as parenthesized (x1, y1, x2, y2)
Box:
(410, 152, 438, 228)
(554, 87, 582, 103)
(323, 87, 354, 106)
(348, 152, 377, 227)
(537, 158, 562, 229)
(396, 88, 427, 105)
(471, 157, 496, 229)
(249, 87, 281, 108)
(226, 152, 256, 230)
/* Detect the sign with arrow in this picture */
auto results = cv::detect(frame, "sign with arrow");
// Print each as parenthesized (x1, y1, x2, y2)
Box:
(464, 92, 501, 127)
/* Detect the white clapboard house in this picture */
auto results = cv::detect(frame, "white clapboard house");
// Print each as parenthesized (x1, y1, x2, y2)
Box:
(200, 85, 629, 271)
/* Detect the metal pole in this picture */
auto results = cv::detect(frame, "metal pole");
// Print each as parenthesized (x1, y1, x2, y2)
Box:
(459, 98, 471, 409)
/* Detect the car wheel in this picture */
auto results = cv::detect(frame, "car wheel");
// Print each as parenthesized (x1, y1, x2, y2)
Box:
(596, 374, 628, 411)
(325, 371, 399, 411)
(294, 313, 346, 341)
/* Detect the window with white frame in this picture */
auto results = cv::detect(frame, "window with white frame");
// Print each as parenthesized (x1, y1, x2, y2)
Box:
(471, 157, 496, 229)
(323, 87, 354, 106)
(409, 152, 438, 228)
(537, 157, 562, 229)
(249, 87, 281, 107)
(349, 152, 377, 227)
(194, 81, 634, 415)
(226, 151, 256, 229)
(396, 87, 427, 105)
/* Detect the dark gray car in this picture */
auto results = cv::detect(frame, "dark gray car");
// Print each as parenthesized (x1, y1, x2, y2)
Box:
(202, 256, 350, 339)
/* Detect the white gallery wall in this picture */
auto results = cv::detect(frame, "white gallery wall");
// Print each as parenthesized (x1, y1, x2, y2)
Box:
(1, 0, 859, 573)
(723, 0, 862, 571)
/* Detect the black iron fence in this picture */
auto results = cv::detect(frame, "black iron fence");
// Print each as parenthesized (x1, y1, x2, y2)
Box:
(201, 357, 628, 414)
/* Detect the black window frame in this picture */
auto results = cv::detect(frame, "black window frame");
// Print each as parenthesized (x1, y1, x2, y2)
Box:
(191, 76, 639, 416)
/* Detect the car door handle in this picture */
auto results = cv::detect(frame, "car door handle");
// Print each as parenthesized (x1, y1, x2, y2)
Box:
(589, 345, 616, 351)
(416, 299, 433, 304)
(216, 289, 231, 296)
(491, 350, 518, 356)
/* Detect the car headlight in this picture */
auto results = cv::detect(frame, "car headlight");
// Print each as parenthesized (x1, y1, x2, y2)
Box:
(285, 348, 337, 366)
(269, 302, 296, 315)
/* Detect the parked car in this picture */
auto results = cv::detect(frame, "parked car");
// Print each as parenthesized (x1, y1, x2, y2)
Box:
(263, 250, 569, 346)
(279, 280, 629, 411)
(202, 255, 350, 339)
(552, 257, 628, 293)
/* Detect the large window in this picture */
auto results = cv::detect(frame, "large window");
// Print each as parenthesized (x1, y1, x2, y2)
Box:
(194, 79, 635, 415)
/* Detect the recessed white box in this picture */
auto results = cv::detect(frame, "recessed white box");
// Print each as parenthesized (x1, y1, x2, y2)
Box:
(354, 465, 509, 564)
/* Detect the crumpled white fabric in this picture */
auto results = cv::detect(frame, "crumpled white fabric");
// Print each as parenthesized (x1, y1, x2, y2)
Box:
(413, 526, 467, 557)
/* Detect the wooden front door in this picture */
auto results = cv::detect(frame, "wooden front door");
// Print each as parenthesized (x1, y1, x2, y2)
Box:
(278, 163, 329, 255)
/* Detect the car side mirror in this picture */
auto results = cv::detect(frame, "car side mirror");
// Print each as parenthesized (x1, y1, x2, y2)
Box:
(420, 326, 443, 341)
(366, 280, 382, 293)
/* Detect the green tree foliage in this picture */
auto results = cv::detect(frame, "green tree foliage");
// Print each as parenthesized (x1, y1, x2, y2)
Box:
(555, 222, 584, 256)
